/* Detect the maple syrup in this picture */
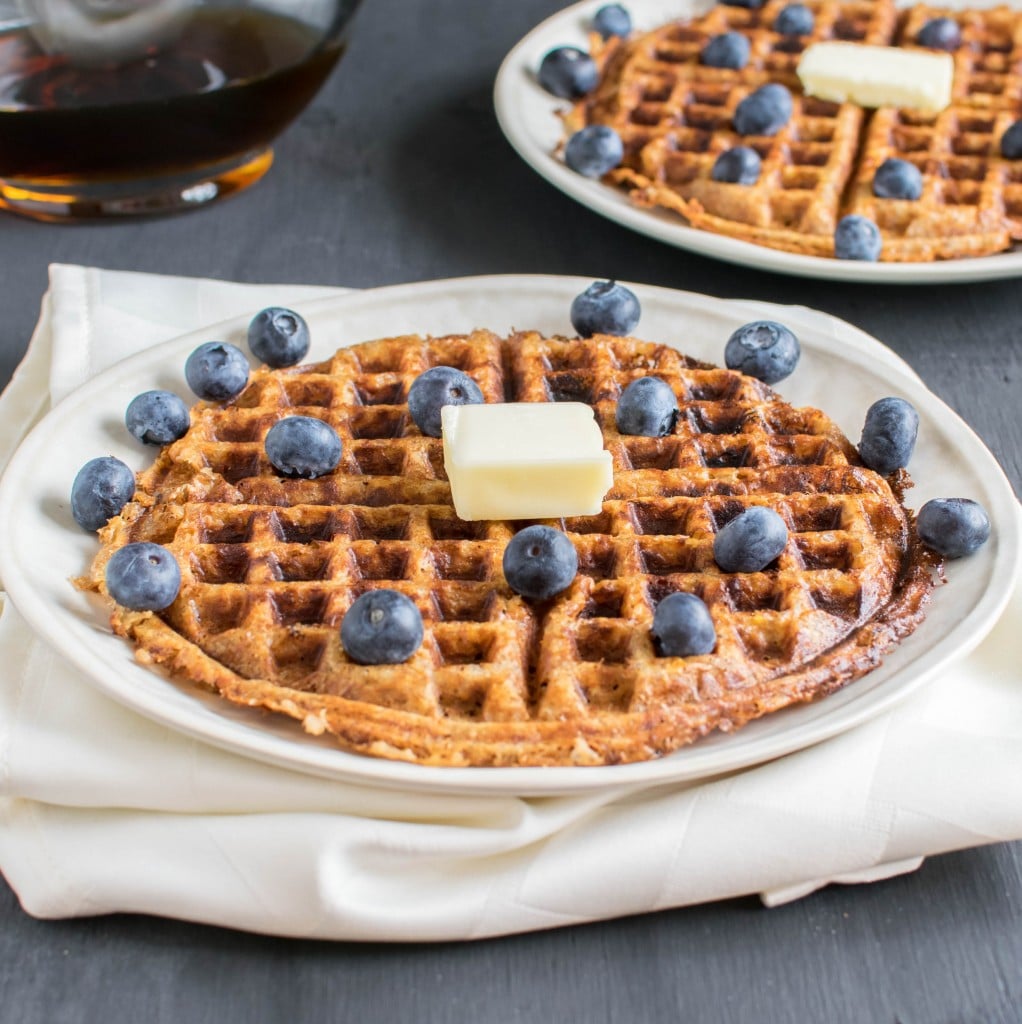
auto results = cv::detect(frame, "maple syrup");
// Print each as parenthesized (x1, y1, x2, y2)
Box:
(0, 7, 352, 218)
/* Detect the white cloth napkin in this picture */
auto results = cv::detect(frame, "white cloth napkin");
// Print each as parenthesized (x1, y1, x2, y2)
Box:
(0, 264, 1019, 942)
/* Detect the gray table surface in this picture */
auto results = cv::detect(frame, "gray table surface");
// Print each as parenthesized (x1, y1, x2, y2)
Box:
(1, 2, 1020, 1021)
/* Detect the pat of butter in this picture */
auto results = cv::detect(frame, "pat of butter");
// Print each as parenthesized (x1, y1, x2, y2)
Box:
(797, 43, 953, 113)
(441, 402, 613, 521)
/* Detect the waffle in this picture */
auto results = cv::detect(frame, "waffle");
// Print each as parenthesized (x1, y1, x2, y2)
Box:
(567, 1, 1022, 260)
(83, 331, 934, 767)
(567, 0, 897, 257)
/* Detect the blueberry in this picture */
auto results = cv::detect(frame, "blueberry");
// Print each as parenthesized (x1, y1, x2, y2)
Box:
(538, 46, 598, 99)
(248, 307, 310, 368)
(719, 0, 765, 8)
(724, 320, 800, 384)
(407, 365, 484, 438)
(564, 125, 624, 178)
(1000, 119, 1022, 159)
(570, 280, 641, 336)
(712, 145, 762, 184)
(70, 456, 135, 532)
(125, 390, 190, 446)
(916, 498, 991, 559)
(105, 542, 181, 611)
(859, 397, 918, 474)
(917, 16, 961, 50)
(733, 83, 793, 137)
(615, 377, 679, 437)
(774, 3, 814, 34)
(651, 592, 717, 657)
(503, 525, 578, 601)
(265, 415, 342, 478)
(834, 214, 882, 261)
(341, 589, 424, 665)
(184, 342, 249, 402)
(593, 3, 631, 38)
(713, 507, 789, 573)
(873, 158, 923, 200)
(701, 31, 750, 70)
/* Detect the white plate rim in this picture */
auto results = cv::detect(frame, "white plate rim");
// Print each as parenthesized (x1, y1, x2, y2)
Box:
(493, 0, 1022, 284)
(0, 274, 1017, 797)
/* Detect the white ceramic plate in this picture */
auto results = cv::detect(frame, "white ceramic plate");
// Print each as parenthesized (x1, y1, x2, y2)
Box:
(0, 276, 1017, 796)
(494, 0, 1022, 283)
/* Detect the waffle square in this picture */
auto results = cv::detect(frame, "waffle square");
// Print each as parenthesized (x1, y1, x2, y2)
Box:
(83, 332, 934, 767)
(836, 4, 1022, 257)
(845, 104, 1022, 257)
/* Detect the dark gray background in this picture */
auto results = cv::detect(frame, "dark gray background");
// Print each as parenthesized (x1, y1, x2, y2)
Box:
(0, 1, 1019, 1021)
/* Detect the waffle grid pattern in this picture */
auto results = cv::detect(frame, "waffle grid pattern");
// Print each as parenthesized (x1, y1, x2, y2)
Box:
(92, 333, 930, 766)
(571, 0, 1022, 260)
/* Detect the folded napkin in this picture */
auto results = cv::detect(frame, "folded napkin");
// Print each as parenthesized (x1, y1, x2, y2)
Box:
(0, 264, 1019, 941)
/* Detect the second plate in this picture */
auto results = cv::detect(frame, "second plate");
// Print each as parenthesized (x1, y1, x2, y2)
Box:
(494, 0, 1022, 284)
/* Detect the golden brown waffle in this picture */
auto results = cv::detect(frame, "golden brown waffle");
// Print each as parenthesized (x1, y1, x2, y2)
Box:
(568, 2, 1022, 260)
(84, 332, 933, 767)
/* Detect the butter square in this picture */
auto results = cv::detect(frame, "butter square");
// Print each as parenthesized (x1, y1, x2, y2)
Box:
(798, 43, 953, 113)
(441, 402, 613, 521)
